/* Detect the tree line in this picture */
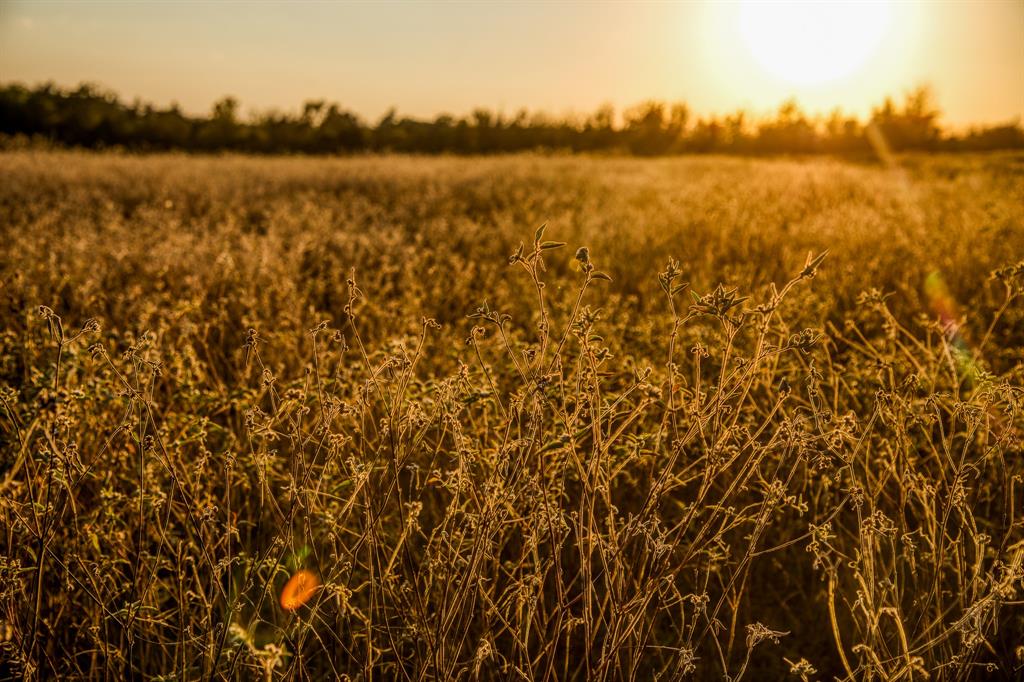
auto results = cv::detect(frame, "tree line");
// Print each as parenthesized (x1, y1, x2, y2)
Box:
(2, 81, 1021, 156)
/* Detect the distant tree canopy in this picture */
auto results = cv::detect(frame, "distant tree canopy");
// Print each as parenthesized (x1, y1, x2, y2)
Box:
(1, 82, 1021, 156)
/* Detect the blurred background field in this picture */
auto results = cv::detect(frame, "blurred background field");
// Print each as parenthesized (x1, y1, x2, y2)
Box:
(4, 150, 1022, 356)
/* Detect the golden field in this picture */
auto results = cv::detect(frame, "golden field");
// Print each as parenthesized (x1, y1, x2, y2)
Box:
(1, 151, 1022, 680)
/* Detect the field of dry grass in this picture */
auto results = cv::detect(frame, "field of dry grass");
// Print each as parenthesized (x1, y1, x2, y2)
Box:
(1, 151, 1022, 680)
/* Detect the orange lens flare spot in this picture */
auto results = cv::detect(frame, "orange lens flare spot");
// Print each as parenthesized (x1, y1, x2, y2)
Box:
(280, 570, 320, 611)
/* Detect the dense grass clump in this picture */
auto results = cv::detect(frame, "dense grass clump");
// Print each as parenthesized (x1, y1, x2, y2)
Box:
(0, 151, 1022, 680)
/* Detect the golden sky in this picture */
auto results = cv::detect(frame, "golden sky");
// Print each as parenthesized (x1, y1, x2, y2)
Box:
(1, 0, 1021, 126)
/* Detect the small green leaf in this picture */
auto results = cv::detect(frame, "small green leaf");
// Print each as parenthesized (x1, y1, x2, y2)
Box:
(540, 241, 567, 250)
(534, 223, 547, 244)
(591, 271, 612, 281)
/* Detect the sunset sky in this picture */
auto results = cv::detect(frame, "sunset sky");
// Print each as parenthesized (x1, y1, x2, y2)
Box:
(1, 0, 1021, 127)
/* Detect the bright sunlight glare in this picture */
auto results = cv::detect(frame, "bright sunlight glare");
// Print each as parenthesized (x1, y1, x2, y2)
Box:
(739, 1, 892, 86)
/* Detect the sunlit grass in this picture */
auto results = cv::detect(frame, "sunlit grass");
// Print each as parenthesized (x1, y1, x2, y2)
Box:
(0, 151, 1021, 680)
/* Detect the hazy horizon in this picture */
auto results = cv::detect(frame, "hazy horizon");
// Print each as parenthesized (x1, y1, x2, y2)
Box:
(1, 0, 1022, 127)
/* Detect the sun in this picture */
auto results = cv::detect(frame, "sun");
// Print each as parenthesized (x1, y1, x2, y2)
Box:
(738, 1, 891, 86)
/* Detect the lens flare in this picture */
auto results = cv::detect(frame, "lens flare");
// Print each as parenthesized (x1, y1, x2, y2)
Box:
(924, 271, 978, 384)
(280, 569, 320, 611)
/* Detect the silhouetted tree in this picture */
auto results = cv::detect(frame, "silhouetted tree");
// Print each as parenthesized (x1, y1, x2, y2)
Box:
(870, 86, 942, 151)
(756, 99, 819, 154)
